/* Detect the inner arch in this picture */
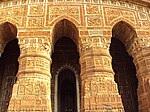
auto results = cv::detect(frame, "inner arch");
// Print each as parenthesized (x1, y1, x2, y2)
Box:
(0, 22, 18, 55)
(52, 19, 79, 48)
(112, 21, 137, 50)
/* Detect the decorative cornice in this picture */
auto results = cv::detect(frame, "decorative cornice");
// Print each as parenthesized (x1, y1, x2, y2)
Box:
(0, 0, 150, 6)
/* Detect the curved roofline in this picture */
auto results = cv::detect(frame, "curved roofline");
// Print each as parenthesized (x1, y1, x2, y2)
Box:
(0, 0, 150, 7)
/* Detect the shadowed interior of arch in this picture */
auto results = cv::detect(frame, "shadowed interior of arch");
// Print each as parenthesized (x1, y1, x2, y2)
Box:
(111, 21, 138, 112)
(52, 19, 79, 46)
(0, 22, 19, 111)
(112, 21, 137, 50)
(58, 69, 77, 112)
(0, 38, 20, 111)
(110, 37, 138, 112)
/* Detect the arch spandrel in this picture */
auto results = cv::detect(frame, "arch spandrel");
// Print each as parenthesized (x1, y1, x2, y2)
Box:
(50, 15, 81, 28)
(0, 17, 23, 28)
(0, 14, 24, 28)
(110, 17, 137, 29)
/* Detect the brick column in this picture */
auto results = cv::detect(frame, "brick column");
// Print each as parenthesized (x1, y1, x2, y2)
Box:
(131, 49, 150, 112)
(8, 37, 52, 111)
(80, 36, 124, 112)
(134, 49, 150, 112)
(128, 36, 150, 112)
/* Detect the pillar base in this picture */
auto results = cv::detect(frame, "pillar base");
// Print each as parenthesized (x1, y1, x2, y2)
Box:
(8, 75, 52, 112)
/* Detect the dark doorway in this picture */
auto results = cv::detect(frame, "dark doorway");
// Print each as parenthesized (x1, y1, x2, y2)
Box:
(110, 37, 138, 112)
(0, 39, 20, 111)
(51, 37, 79, 112)
(58, 69, 77, 112)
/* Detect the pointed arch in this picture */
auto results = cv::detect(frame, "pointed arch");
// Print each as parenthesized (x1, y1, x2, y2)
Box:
(112, 20, 137, 51)
(0, 22, 18, 43)
(54, 64, 80, 112)
(0, 22, 18, 55)
(110, 20, 139, 112)
(50, 15, 80, 28)
(52, 18, 79, 51)
(0, 18, 20, 28)
(110, 17, 137, 29)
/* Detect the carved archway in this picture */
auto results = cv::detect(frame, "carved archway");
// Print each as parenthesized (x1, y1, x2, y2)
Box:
(50, 15, 80, 29)
(0, 22, 20, 111)
(51, 19, 80, 112)
(54, 65, 80, 112)
(110, 21, 138, 112)
(52, 19, 79, 51)
(112, 21, 137, 51)
(0, 22, 18, 55)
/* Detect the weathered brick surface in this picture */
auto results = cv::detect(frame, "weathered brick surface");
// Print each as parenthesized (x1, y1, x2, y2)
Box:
(0, 0, 149, 112)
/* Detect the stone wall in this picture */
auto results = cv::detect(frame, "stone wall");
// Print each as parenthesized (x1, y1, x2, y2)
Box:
(0, 0, 150, 112)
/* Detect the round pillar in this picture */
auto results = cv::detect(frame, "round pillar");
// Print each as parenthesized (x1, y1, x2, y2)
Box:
(79, 36, 124, 112)
(8, 37, 52, 111)
(132, 49, 150, 112)
(128, 36, 150, 112)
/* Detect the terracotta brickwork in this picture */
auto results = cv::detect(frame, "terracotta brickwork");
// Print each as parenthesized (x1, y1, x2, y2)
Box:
(0, 0, 150, 112)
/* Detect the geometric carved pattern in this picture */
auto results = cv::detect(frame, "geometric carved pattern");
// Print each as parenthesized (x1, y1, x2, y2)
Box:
(85, 5, 100, 14)
(138, 12, 150, 28)
(86, 16, 102, 27)
(104, 7, 137, 26)
(80, 36, 111, 54)
(0, 6, 25, 27)
(0, 0, 149, 112)
(129, 35, 150, 56)
(85, 5, 102, 27)
(18, 78, 49, 95)
(28, 5, 44, 16)
(46, 5, 81, 26)
(27, 17, 44, 27)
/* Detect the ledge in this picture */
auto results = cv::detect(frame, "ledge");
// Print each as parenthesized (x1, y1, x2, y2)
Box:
(0, 0, 150, 7)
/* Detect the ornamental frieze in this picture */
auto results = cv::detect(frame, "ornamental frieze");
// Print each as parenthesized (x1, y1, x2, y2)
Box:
(28, 5, 44, 16)
(0, 6, 26, 27)
(46, 5, 81, 26)
(18, 78, 49, 95)
(0, 0, 149, 112)
(85, 5, 101, 14)
(129, 36, 150, 56)
(104, 7, 137, 26)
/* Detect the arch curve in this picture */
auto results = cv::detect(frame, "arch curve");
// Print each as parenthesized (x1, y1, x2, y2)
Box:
(52, 19, 79, 50)
(112, 20, 137, 51)
(110, 17, 137, 29)
(0, 18, 20, 29)
(0, 22, 18, 54)
(51, 15, 80, 28)
(0, 22, 18, 43)
(54, 64, 80, 112)
(56, 64, 79, 76)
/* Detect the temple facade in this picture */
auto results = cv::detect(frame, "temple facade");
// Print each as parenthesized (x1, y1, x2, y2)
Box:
(0, 0, 150, 112)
